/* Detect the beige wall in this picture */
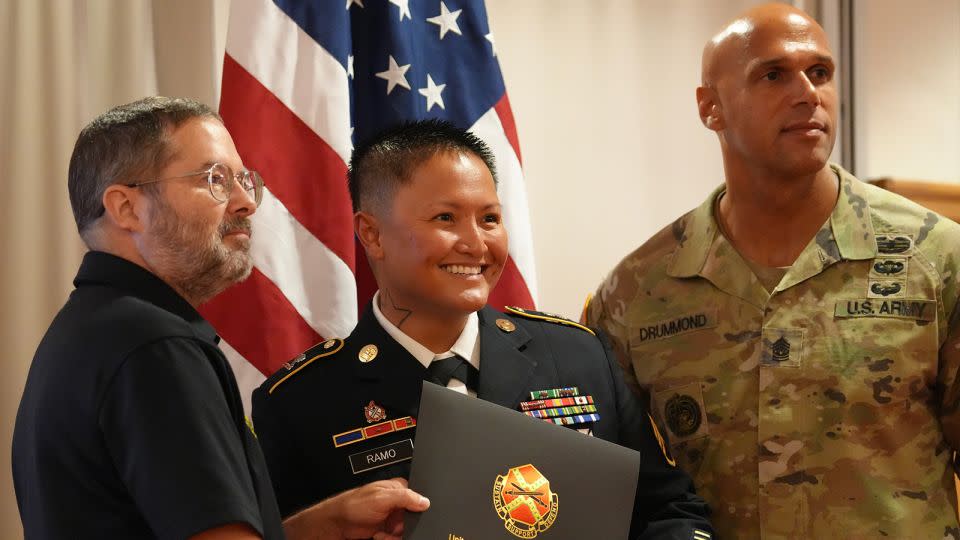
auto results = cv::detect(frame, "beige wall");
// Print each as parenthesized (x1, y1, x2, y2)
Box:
(488, 0, 761, 319)
(853, 0, 960, 181)
(2, 0, 959, 536)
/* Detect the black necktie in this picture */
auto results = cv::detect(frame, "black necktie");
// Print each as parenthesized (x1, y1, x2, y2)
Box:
(427, 355, 479, 391)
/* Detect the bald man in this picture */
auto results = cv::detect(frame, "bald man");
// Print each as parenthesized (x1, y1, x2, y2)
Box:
(585, 3, 960, 538)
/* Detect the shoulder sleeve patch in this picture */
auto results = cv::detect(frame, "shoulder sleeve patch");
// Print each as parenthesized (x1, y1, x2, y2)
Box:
(504, 306, 596, 336)
(267, 338, 344, 395)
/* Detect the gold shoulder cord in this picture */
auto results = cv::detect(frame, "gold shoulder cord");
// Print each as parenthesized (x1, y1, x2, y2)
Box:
(504, 306, 596, 336)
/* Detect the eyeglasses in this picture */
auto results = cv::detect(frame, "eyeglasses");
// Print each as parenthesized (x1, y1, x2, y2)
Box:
(126, 163, 264, 206)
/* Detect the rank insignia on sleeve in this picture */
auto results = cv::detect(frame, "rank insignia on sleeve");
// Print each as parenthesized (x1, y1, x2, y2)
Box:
(364, 400, 387, 423)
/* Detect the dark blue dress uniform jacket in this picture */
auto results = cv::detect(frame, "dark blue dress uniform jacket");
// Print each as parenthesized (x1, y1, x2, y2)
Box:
(252, 305, 714, 539)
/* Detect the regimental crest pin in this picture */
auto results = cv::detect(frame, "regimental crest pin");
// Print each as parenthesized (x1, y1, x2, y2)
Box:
(493, 464, 559, 538)
(771, 337, 791, 363)
(364, 400, 386, 424)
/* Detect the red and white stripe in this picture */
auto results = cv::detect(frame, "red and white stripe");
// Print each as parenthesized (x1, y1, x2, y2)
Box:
(205, 0, 537, 414)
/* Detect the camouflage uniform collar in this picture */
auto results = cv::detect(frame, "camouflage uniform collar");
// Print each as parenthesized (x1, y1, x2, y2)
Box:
(667, 164, 877, 301)
(827, 163, 877, 261)
(666, 184, 725, 279)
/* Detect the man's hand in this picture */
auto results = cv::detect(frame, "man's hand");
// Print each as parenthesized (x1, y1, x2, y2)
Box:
(283, 478, 430, 540)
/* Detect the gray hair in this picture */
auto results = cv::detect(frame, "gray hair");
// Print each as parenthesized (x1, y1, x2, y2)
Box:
(68, 96, 221, 242)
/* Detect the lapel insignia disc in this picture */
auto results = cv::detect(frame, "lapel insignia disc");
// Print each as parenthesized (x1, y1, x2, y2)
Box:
(358, 344, 378, 363)
(496, 318, 516, 333)
(493, 464, 559, 538)
(364, 400, 386, 423)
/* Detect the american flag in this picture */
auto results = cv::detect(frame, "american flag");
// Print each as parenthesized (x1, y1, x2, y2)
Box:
(201, 0, 537, 413)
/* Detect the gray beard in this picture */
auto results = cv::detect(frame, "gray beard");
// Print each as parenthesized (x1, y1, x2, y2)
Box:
(145, 197, 253, 305)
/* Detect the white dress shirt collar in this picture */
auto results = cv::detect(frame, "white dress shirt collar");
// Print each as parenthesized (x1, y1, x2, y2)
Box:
(371, 291, 481, 371)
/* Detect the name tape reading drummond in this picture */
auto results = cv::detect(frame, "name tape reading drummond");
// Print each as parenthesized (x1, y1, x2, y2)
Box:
(633, 309, 718, 343)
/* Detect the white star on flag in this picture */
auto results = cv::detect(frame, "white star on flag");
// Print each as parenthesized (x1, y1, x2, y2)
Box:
(347, 55, 355, 78)
(426, 2, 462, 39)
(375, 55, 411, 94)
(418, 74, 446, 111)
(345, 0, 364, 9)
(389, 0, 412, 21)
(485, 32, 497, 57)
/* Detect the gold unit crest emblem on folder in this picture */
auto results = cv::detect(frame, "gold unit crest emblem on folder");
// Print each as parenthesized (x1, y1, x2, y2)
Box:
(492, 464, 558, 538)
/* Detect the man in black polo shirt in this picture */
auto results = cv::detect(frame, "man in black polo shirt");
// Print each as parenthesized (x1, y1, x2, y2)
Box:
(12, 97, 428, 540)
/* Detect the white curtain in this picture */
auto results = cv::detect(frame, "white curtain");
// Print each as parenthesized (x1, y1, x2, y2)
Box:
(0, 1, 226, 536)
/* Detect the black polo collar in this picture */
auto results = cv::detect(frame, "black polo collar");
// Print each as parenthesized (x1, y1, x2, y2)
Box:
(73, 251, 219, 344)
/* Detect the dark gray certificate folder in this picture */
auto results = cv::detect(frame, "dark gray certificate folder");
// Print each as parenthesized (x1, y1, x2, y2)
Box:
(405, 382, 640, 540)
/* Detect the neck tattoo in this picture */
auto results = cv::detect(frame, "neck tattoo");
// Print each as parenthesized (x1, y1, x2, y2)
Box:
(384, 289, 413, 328)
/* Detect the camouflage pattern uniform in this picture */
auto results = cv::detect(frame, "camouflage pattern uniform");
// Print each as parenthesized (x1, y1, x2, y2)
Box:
(586, 164, 960, 539)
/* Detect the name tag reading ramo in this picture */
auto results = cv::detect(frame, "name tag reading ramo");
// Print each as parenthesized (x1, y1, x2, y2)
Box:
(349, 439, 414, 474)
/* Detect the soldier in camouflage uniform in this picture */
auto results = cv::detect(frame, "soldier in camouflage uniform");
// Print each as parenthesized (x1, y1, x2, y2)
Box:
(585, 4, 960, 539)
